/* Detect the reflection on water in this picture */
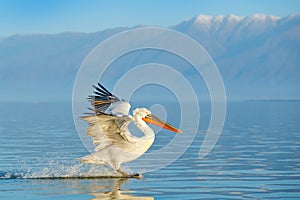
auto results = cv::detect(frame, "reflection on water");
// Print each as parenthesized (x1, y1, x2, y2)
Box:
(0, 102, 300, 199)
(0, 177, 153, 200)
(89, 178, 153, 200)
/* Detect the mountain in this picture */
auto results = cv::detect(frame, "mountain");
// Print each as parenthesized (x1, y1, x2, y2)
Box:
(0, 28, 127, 102)
(173, 14, 300, 99)
(0, 14, 299, 102)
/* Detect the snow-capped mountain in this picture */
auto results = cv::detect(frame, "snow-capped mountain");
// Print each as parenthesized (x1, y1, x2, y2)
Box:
(0, 14, 299, 101)
(174, 14, 300, 99)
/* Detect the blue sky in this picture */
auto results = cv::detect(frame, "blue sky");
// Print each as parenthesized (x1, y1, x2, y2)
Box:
(0, 0, 299, 36)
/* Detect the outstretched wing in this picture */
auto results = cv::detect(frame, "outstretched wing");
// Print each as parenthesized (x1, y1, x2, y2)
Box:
(83, 83, 135, 151)
(82, 113, 136, 151)
(88, 83, 130, 115)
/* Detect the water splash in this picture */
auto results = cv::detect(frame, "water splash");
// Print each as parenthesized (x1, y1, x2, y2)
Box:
(0, 160, 120, 179)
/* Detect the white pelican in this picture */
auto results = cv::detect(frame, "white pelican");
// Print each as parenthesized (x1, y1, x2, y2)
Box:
(78, 83, 182, 177)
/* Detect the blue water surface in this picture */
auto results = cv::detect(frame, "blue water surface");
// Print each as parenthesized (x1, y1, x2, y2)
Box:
(0, 101, 299, 199)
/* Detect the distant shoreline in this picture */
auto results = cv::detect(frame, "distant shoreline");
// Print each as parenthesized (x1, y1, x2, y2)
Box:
(244, 99, 300, 102)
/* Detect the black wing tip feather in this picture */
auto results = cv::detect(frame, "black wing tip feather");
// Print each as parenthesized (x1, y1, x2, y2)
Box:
(97, 83, 111, 94)
(85, 82, 127, 115)
(87, 83, 116, 101)
(85, 82, 122, 114)
(92, 83, 112, 96)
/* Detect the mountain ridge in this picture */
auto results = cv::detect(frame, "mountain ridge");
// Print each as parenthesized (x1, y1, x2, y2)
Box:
(0, 14, 299, 102)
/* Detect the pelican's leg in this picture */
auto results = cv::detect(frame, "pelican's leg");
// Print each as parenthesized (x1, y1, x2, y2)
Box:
(116, 169, 139, 178)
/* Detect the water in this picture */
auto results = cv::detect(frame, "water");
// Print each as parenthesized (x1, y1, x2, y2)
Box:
(0, 101, 299, 199)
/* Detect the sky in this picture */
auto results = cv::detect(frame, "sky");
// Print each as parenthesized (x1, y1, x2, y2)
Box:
(0, 0, 299, 36)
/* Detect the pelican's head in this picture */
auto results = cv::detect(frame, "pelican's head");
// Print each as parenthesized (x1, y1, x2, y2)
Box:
(133, 108, 182, 134)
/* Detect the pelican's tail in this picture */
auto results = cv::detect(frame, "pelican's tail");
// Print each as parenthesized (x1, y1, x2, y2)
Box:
(76, 153, 107, 165)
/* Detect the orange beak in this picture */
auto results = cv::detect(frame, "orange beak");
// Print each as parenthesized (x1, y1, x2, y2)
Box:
(142, 114, 182, 134)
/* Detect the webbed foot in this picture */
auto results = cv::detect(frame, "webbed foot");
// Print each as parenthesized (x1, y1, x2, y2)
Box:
(117, 170, 141, 179)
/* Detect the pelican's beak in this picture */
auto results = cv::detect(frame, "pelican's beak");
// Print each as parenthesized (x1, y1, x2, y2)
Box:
(142, 114, 182, 134)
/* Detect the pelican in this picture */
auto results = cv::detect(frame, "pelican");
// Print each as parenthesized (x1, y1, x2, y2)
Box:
(78, 83, 182, 177)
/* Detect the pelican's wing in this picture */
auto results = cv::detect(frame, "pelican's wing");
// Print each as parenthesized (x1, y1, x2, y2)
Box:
(82, 113, 137, 151)
(88, 83, 130, 115)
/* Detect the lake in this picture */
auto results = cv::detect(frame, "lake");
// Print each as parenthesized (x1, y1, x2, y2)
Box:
(0, 101, 299, 199)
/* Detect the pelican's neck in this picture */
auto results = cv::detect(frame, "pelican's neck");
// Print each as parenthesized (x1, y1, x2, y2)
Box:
(134, 115, 155, 138)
